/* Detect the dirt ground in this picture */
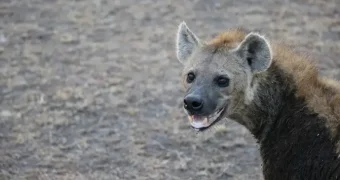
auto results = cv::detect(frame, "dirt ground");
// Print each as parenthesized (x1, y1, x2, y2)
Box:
(0, 0, 339, 179)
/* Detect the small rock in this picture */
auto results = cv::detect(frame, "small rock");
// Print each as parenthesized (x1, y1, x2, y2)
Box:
(1, 110, 12, 117)
(0, 34, 8, 45)
(60, 33, 79, 44)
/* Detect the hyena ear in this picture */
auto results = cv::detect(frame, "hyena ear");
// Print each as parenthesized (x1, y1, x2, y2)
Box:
(176, 21, 200, 64)
(234, 32, 272, 73)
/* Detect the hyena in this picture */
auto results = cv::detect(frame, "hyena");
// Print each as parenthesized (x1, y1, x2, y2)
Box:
(175, 21, 340, 179)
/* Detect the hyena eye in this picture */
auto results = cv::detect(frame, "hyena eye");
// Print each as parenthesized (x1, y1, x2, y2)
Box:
(216, 76, 230, 87)
(186, 72, 195, 83)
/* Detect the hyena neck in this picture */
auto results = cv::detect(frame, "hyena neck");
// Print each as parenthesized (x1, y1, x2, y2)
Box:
(230, 61, 300, 142)
(236, 61, 340, 179)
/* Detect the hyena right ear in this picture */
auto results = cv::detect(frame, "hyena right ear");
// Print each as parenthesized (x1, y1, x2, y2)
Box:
(176, 22, 200, 64)
(234, 32, 272, 73)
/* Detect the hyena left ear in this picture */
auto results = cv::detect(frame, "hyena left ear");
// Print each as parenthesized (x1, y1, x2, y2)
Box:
(234, 33, 273, 73)
(176, 21, 201, 64)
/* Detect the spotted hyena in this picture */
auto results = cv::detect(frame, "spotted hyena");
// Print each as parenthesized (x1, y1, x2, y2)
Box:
(175, 21, 340, 179)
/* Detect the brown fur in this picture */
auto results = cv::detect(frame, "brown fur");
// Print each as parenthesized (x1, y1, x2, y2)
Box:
(208, 28, 248, 50)
(207, 29, 340, 153)
(273, 45, 340, 153)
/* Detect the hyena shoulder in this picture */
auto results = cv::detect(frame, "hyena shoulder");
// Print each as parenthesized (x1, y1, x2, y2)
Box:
(272, 44, 340, 150)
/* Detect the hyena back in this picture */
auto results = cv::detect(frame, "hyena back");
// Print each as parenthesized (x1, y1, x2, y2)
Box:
(175, 22, 340, 179)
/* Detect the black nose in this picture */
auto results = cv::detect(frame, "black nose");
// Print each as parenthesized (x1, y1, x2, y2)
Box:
(184, 95, 203, 112)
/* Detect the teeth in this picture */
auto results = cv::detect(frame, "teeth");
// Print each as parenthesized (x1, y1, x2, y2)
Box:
(188, 108, 224, 129)
(203, 118, 208, 125)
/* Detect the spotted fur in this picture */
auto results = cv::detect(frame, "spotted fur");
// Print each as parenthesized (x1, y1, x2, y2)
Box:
(176, 23, 340, 179)
(211, 29, 340, 179)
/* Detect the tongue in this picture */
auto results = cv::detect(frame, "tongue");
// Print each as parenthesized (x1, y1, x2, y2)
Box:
(190, 116, 209, 129)
(192, 115, 205, 122)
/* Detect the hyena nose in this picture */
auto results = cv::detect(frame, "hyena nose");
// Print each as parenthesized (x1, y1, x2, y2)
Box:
(184, 95, 203, 112)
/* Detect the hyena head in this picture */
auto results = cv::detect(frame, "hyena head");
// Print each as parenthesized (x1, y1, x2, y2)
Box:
(176, 22, 272, 131)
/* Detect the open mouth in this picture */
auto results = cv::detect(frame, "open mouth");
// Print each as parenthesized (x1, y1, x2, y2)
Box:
(188, 107, 227, 132)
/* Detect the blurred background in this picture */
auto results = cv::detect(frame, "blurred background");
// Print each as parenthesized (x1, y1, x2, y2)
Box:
(0, 0, 339, 179)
